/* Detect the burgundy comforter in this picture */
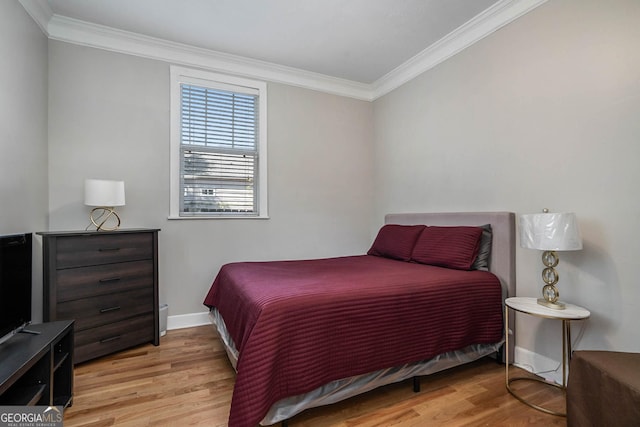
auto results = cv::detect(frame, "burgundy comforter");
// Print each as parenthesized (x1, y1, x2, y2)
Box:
(204, 255, 503, 427)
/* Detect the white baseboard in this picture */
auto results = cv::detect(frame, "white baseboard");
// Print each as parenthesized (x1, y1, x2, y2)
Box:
(513, 345, 563, 385)
(167, 311, 212, 330)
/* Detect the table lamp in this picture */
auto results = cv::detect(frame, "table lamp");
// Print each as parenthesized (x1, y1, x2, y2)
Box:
(84, 179, 125, 231)
(519, 209, 582, 310)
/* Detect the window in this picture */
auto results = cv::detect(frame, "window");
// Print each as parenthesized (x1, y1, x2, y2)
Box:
(170, 66, 268, 218)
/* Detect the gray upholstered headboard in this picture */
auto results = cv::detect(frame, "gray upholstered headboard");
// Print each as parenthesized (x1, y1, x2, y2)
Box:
(385, 212, 516, 362)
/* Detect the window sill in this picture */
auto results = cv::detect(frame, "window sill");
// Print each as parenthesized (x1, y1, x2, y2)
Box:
(167, 215, 270, 220)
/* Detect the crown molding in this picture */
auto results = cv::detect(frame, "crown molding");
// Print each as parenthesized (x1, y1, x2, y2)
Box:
(46, 14, 374, 101)
(372, 0, 548, 99)
(19, 0, 547, 102)
(18, 0, 53, 35)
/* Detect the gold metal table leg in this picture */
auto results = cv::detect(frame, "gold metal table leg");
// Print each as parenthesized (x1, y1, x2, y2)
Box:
(505, 305, 567, 417)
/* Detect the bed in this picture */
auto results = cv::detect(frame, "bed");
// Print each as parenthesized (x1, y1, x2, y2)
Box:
(204, 212, 516, 426)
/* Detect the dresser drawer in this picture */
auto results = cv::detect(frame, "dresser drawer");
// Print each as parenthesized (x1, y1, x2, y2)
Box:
(56, 287, 153, 331)
(56, 233, 153, 268)
(56, 260, 153, 302)
(74, 314, 155, 363)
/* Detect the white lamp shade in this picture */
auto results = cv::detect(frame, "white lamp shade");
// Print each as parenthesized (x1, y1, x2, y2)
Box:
(84, 179, 125, 207)
(519, 212, 583, 251)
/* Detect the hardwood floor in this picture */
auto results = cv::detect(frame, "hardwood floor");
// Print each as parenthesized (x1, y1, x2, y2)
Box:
(64, 325, 567, 426)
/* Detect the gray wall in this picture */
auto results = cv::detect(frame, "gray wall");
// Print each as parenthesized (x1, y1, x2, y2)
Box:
(0, 1, 49, 322)
(373, 0, 640, 375)
(11, 0, 640, 377)
(47, 41, 375, 316)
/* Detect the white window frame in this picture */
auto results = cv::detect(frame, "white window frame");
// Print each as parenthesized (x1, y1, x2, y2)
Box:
(169, 65, 268, 219)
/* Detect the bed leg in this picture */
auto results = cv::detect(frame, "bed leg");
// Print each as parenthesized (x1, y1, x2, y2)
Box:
(413, 376, 420, 393)
(496, 344, 505, 364)
(281, 420, 288, 427)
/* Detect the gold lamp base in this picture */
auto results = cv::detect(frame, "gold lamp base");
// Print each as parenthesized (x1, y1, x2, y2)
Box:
(89, 207, 121, 231)
(537, 250, 566, 310)
(537, 298, 566, 310)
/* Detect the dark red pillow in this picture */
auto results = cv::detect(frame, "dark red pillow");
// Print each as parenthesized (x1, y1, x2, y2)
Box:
(411, 226, 483, 270)
(367, 224, 425, 261)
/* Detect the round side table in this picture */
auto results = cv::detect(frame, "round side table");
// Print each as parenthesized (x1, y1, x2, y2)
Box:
(505, 296, 590, 416)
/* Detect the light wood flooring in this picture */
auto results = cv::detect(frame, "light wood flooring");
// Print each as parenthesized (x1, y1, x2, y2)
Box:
(63, 325, 567, 426)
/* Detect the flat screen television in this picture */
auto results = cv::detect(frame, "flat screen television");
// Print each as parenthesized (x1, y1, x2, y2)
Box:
(0, 232, 32, 345)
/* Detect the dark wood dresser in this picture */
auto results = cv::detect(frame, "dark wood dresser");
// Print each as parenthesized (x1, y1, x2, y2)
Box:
(37, 229, 160, 364)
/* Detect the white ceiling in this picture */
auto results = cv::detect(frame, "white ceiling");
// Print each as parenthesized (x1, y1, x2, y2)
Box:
(45, 0, 500, 84)
(20, 0, 547, 100)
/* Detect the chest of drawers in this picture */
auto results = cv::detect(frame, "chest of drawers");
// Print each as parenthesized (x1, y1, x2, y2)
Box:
(37, 229, 160, 363)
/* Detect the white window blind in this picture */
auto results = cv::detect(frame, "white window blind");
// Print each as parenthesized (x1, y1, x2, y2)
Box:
(180, 84, 259, 215)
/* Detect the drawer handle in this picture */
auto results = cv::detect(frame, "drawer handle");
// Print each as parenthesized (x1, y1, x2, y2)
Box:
(98, 247, 121, 252)
(100, 335, 121, 344)
(99, 306, 121, 314)
(99, 277, 121, 283)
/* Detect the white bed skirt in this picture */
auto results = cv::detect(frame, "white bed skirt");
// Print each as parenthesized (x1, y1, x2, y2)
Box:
(209, 309, 503, 425)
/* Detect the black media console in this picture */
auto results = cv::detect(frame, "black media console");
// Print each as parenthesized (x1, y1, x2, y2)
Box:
(0, 321, 74, 407)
